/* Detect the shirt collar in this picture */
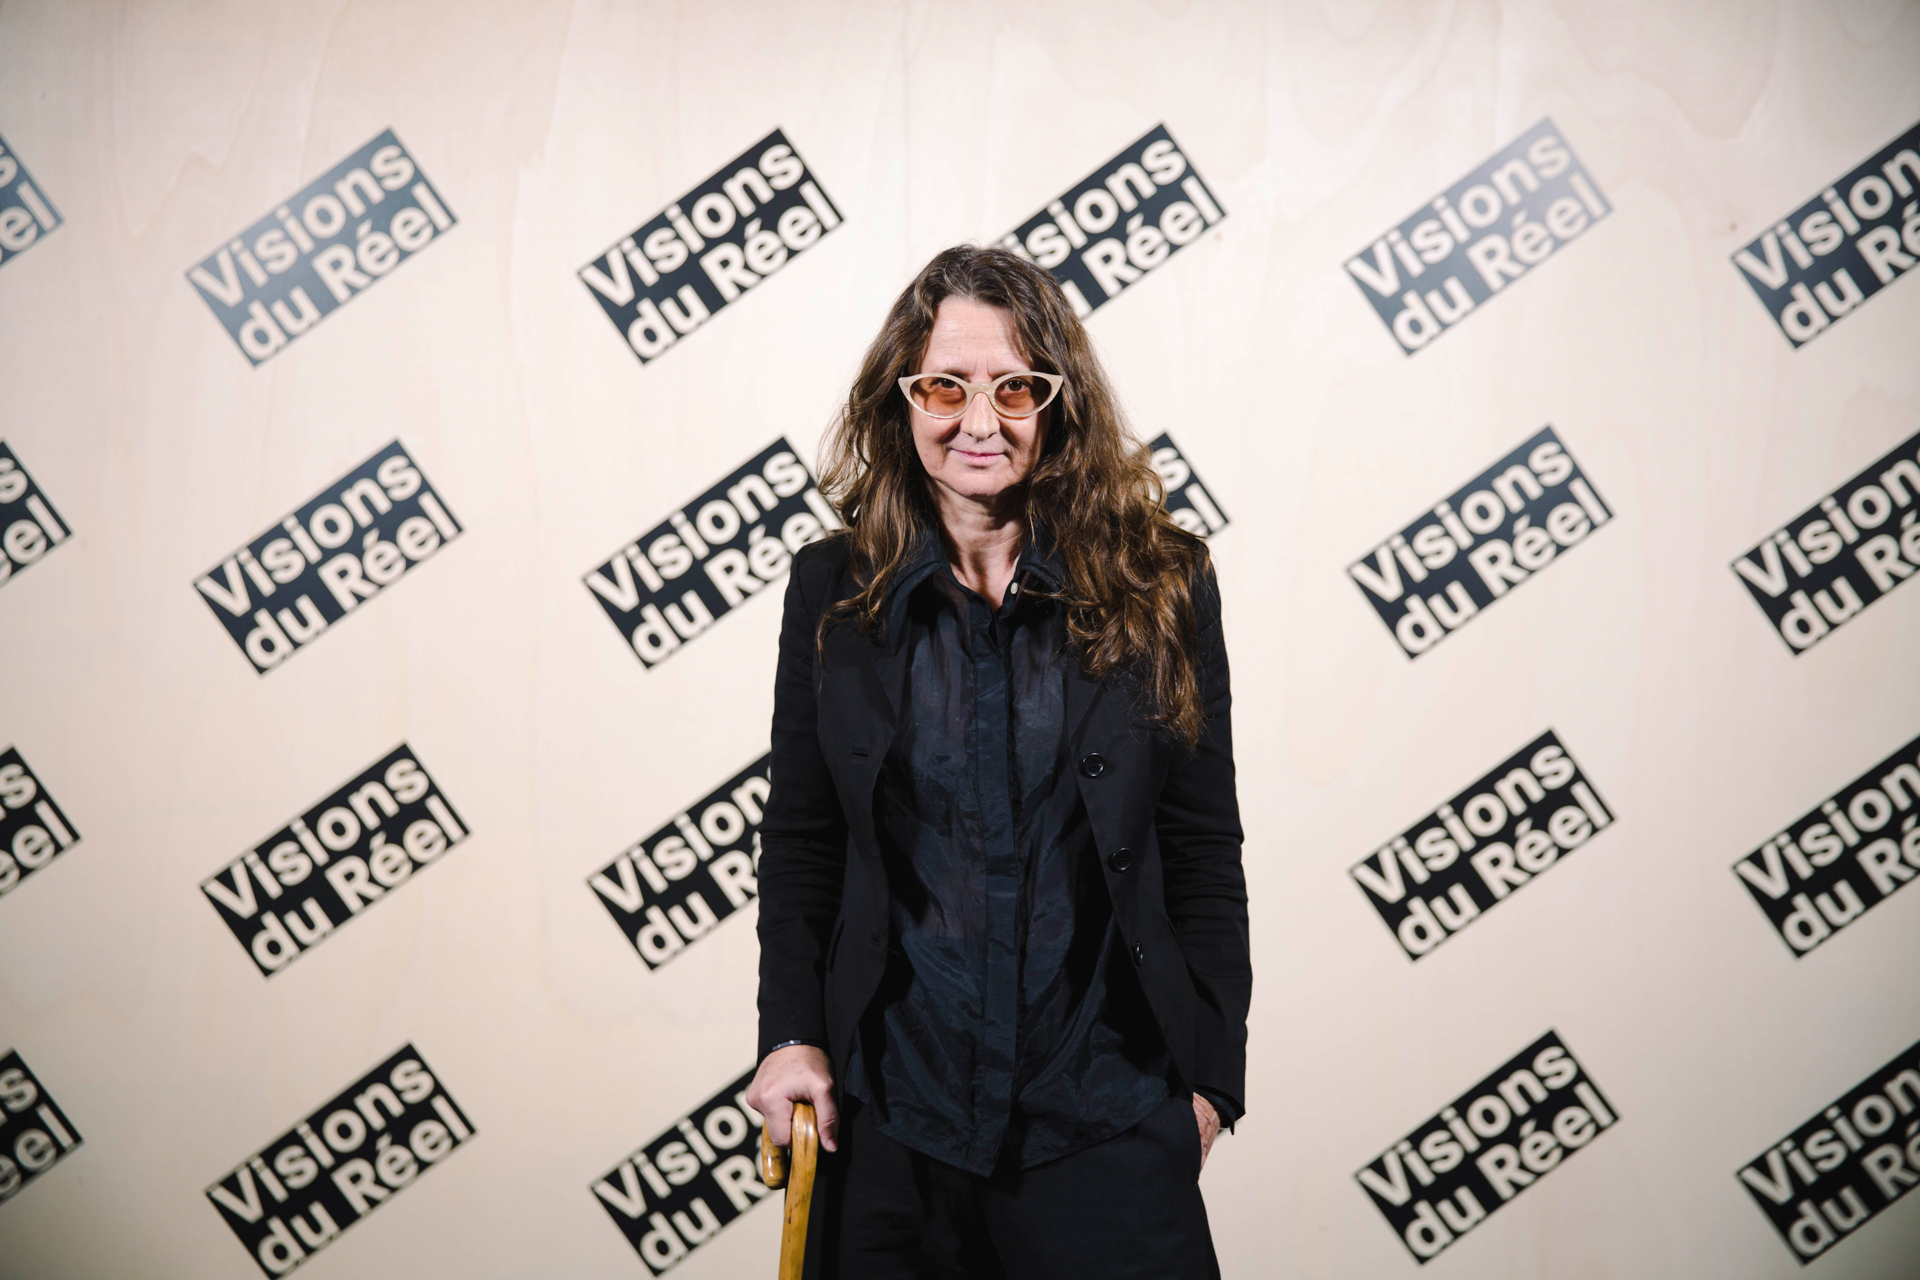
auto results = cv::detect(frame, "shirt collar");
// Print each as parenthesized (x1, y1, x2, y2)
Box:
(880, 520, 1065, 645)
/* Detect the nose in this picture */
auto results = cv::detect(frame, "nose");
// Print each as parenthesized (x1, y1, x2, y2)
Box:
(961, 386, 999, 437)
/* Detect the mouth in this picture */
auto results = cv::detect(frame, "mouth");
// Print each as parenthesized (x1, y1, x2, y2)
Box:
(953, 448, 1003, 462)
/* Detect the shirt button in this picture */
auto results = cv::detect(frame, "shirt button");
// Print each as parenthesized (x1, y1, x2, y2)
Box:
(1132, 943, 1146, 966)
(1079, 752, 1107, 778)
(1108, 847, 1133, 872)
(1008, 581, 1020, 594)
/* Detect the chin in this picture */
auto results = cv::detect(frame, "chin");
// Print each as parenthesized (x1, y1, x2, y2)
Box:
(942, 470, 1017, 500)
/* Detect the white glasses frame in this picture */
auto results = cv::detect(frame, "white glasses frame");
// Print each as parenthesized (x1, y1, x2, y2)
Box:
(895, 371, 1067, 420)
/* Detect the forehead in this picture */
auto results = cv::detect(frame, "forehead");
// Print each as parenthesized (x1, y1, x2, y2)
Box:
(919, 296, 1028, 371)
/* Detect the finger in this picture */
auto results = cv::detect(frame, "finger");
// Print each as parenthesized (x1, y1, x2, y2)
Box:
(811, 1087, 840, 1152)
(764, 1095, 793, 1148)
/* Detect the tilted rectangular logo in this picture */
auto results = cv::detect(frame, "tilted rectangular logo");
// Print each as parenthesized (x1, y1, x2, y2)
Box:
(1351, 731, 1613, 960)
(186, 129, 456, 365)
(0, 747, 80, 900)
(1738, 1037, 1920, 1263)
(1733, 731, 1920, 956)
(1356, 1031, 1619, 1264)
(206, 1045, 473, 1277)
(194, 442, 463, 673)
(997, 124, 1225, 318)
(0, 133, 63, 270)
(1350, 427, 1612, 657)
(580, 129, 842, 365)
(584, 438, 838, 667)
(1731, 428, 1920, 653)
(1347, 119, 1611, 354)
(0, 442, 72, 589)
(1732, 120, 1920, 347)
(1148, 433, 1230, 538)
(590, 756, 766, 968)
(591, 1067, 773, 1274)
(201, 745, 467, 976)
(0, 1051, 82, 1206)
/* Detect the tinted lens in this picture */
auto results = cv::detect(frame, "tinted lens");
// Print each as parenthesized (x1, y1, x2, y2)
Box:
(992, 374, 1052, 416)
(908, 375, 969, 416)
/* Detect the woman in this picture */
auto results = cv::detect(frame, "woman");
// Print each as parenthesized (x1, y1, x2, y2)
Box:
(746, 245, 1248, 1278)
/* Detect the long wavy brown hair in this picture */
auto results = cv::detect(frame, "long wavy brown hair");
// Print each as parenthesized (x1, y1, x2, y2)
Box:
(818, 244, 1209, 744)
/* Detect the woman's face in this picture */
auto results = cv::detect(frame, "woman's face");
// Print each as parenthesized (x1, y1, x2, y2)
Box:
(908, 297, 1049, 511)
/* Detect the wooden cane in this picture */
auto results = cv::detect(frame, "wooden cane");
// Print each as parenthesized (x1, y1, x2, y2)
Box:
(758, 1100, 818, 1280)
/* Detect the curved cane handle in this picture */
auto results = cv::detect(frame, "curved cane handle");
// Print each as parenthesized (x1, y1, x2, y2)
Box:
(757, 1102, 818, 1280)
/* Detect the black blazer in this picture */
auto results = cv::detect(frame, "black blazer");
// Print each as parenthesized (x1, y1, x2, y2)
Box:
(756, 535, 1252, 1117)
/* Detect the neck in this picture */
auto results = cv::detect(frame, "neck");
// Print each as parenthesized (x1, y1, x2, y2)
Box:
(934, 486, 1026, 602)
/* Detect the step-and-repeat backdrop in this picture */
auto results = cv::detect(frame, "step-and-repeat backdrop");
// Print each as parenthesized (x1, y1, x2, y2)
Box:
(1, 2, 1917, 1276)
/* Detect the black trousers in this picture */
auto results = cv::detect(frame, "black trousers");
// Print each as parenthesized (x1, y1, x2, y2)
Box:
(807, 1094, 1220, 1280)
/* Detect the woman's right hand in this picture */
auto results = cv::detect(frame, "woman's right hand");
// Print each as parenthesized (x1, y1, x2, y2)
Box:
(745, 1044, 839, 1153)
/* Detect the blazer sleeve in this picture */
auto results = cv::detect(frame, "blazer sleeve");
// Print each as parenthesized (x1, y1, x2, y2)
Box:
(1156, 563, 1251, 1122)
(755, 545, 852, 1061)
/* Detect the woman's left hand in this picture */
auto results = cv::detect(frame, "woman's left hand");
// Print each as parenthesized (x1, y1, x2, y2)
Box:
(1192, 1093, 1220, 1170)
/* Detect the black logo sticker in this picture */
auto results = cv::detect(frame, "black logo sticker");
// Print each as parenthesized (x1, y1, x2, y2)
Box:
(591, 1068, 774, 1274)
(1733, 730, 1920, 955)
(1350, 731, 1613, 960)
(1732, 120, 1920, 347)
(0, 442, 72, 589)
(584, 438, 838, 668)
(997, 124, 1225, 318)
(1737, 1036, 1920, 1263)
(1147, 433, 1230, 538)
(1350, 427, 1612, 658)
(206, 1045, 474, 1277)
(1346, 119, 1611, 353)
(186, 130, 456, 365)
(0, 1051, 82, 1207)
(0, 133, 63, 271)
(590, 756, 767, 968)
(193, 441, 463, 673)
(0, 747, 80, 901)
(1356, 1031, 1619, 1263)
(200, 745, 468, 975)
(1731, 428, 1920, 653)
(580, 128, 842, 365)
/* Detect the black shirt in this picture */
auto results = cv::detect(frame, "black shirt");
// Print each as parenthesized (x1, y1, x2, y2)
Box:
(845, 528, 1176, 1174)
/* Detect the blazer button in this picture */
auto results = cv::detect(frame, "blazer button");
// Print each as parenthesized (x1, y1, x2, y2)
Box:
(1108, 847, 1134, 872)
(1131, 943, 1145, 966)
(1079, 752, 1107, 778)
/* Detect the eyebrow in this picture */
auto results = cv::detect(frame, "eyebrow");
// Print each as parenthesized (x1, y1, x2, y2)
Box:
(926, 366, 1032, 378)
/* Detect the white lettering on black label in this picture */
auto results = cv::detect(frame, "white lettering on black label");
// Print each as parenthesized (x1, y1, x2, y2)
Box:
(1346, 119, 1611, 354)
(1736, 1037, 1920, 1262)
(583, 437, 836, 668)
(0, 441, 72, 590)
(185, 129, 457, 365)
(1349, 426, 1613, 658)
(205, 1044, 474, 1277)
(579, 128, 842, 365)
(1355, 1031, 1619, 1263)
(591, 1068, 773, 1274)
(1350, 730, 1614, 959)
(0, 1050, 84, 1207)
(193, 441, 464, 673)
(590, 756, 768, 968)
(1729, 428, 1920, 654)
(1148, 433, 1230, 538)
(998, 124, 1225, 318)
(0, 746, 81, 901)
(1731, 730, 1920, 955)
(199, 745, 470, 976)
(1731, 118, 1920, 347)
(0, 132, 64, 271)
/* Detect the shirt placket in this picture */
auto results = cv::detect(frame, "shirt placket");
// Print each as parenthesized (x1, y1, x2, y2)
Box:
(964, 587, 1019, 1170)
